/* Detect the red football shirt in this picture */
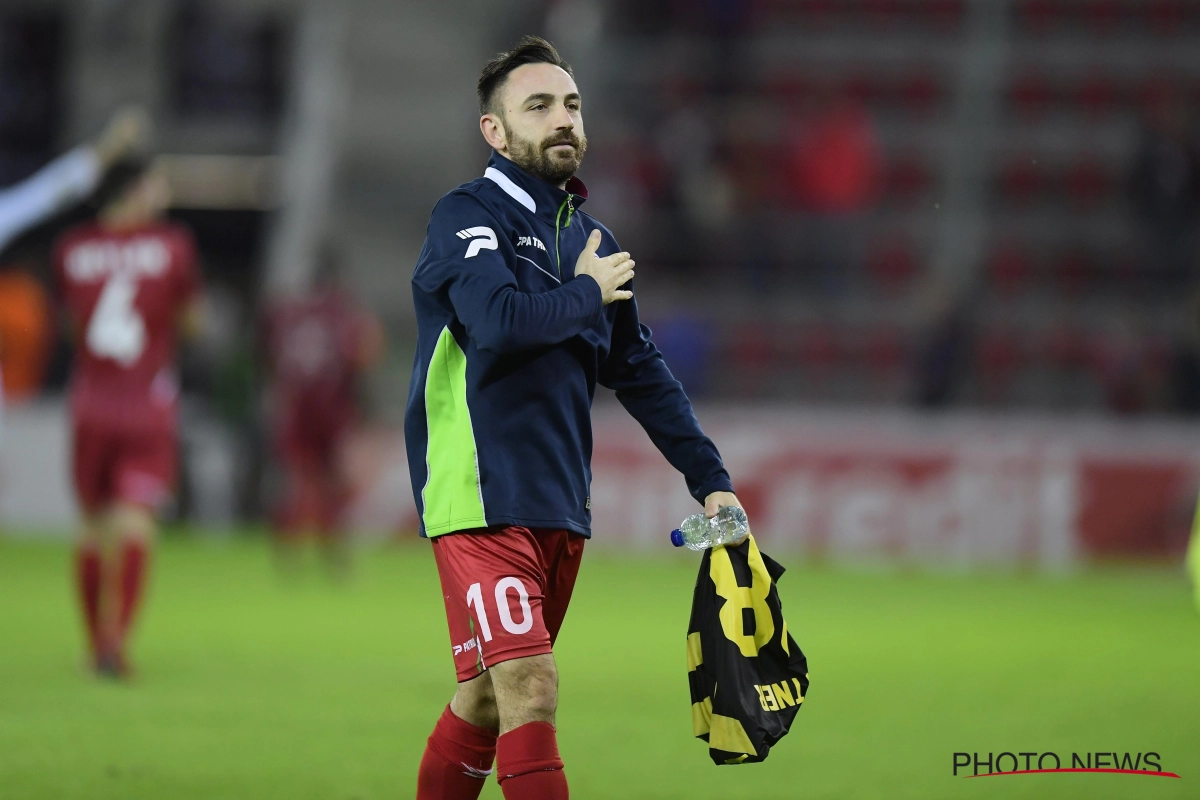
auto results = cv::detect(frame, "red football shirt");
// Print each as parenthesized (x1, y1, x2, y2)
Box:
(54, 221, 200, 429)
(262, 291, 368, 430)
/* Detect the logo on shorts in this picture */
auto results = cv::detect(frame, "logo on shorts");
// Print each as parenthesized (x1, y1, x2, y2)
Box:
(453, 635, 482, 657)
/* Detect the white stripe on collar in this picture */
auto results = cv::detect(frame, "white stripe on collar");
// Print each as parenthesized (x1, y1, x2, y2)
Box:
(484, 167, 536, 213)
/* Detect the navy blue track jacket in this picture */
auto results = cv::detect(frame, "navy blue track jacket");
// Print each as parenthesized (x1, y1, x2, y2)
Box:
(404, 152, 733, 538)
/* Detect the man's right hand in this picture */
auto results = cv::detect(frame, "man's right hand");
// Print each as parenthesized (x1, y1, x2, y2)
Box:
(574, 229, 634, 305)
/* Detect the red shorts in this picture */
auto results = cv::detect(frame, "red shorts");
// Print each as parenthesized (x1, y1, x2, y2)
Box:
(432, 526, 586, 682)
(72, 420, 177, 514)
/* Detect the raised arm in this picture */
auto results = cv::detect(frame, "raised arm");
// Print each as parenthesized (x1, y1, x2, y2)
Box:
(0, 108, 148, 254)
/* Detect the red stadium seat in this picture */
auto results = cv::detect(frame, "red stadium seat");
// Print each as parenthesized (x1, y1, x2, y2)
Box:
(999, 156, 1048, 206)
(730, 323, 774, 368)
(1017, 0, 1068, 33)
(1074, 72, 1120, 118)
(1010, 73, 1055, 119)
(1145, 0, 1188, 36)
(885, 152, 932, 205)
(796, 0, 837, 27)
(726, 322, 775, 396)
(987, 243, 1032, 296)
(1040, 325, 1088, 369)
(1081, 0, 1124, 34)
(900, 72, 943, 115)
(921, 0, 964, 31)
(863, 0, 902, 28)
(1053, 250, 1095, 296)
(976, 331, 1023, 399)
(866, 239, 920, 292)
(841, 72, 881, 105)
(863, 327, 908, 373)
(765, 73, 810, 104)
(1064, 158, 1111, 210)
(1136, 74, 1184, 114)
(778, 323, 841, 369)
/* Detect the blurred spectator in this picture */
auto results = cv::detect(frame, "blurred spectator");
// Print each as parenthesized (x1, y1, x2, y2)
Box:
(784, 98, 884, 295)
(913, 282, 972, 408)
(787, 100, 884, 215)
(0, 263, 51, 404)
(1129, 88, 1200, 283)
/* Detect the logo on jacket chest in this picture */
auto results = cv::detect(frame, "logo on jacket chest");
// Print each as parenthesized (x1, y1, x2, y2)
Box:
(516, 235, 547, 252)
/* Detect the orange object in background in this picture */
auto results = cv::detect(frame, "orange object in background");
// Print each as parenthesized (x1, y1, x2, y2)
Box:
(0, 269, 51, 403)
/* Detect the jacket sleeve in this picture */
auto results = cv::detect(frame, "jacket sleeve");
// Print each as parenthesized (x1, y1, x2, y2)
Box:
(0, 147, 100, 255)
(414, 191, 604, 354)
(598, 286, 734, 504)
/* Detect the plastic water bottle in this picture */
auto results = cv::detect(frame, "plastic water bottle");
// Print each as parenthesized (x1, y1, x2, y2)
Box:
(670, 505, 750, 551)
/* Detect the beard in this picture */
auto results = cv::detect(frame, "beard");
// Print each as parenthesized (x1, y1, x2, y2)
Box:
(504, 123, 587, 186)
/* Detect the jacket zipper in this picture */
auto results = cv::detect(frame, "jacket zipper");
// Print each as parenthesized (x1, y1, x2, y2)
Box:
(554, 195, 575, 278)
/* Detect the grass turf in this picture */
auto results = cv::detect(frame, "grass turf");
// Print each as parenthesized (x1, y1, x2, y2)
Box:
(0, 534, 1197, 799)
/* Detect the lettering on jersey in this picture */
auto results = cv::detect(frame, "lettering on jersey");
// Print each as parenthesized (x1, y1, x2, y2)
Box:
(452, 635, 482, 657)
(66, 238, 170, 282)
(455, 227, 498, 259)
(753, 679, 805, 712)
(516, 235, 546, 252)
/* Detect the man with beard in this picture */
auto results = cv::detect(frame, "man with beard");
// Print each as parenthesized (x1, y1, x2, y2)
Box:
(405, 37, 744, 799)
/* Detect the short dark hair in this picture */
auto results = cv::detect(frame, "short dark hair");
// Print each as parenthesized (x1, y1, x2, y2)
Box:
(477, 35, 572, 116)
(91, 157, 153, 210)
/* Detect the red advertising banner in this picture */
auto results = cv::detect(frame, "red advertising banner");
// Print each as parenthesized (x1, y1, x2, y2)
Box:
(345, 407, 1200, 564)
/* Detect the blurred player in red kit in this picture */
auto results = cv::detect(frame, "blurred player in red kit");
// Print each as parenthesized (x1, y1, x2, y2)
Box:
(260, 245, 383, 575)
(54, 158, 203, 677)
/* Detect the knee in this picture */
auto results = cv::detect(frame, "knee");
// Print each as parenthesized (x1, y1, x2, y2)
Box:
(452, 676, 499, 731)
(109, 504, 156, 542)
(494, 656, 558, 724)
(518, 664, 558, 719)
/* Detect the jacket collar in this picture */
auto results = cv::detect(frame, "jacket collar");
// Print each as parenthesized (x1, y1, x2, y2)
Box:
(484, 151, 588, 224)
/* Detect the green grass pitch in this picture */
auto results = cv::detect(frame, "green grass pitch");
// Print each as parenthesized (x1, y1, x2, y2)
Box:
(1, 533, 1197, 799)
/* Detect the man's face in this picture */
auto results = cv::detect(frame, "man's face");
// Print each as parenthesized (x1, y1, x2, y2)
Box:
(487, 62, 587, 187)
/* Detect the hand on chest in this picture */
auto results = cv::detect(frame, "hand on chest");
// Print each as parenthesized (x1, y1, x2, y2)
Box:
(506, 221, 601, 292)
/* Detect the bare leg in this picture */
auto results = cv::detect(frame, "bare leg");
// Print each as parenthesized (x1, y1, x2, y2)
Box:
(450, 670, 500, 732)
(486, 654, 557, 734)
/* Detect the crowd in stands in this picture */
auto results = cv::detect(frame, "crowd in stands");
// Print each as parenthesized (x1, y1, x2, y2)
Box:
(575, 0, 1200, 413)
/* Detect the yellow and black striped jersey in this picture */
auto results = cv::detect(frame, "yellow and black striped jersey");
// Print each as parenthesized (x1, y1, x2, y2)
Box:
(686, 535, 810, 765)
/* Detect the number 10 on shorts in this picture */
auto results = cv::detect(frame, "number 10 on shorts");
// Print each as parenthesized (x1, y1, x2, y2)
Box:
(466, 577, 533, 641)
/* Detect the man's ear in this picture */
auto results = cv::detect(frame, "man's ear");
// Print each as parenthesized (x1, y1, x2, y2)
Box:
(480, 113, 507, 152)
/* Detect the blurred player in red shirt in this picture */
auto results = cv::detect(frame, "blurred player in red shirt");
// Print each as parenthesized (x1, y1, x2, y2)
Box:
(54, 158, 202, 677)
(260, 245, 382, 576)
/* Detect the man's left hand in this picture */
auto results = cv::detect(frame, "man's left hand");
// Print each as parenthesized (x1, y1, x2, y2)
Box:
(704, 491, 749, 544)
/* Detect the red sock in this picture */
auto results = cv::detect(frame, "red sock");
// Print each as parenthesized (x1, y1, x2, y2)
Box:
(416, 706, 498, 800)
(116, 539, 149, 644)
(75, 544, 103, 659)
(496, 721, 567, 799)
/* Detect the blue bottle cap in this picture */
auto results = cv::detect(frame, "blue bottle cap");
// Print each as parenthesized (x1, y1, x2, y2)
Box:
(670, 529, 685, 547)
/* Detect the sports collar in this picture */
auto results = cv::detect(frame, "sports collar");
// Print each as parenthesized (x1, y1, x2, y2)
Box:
(484, 151, 588, 223)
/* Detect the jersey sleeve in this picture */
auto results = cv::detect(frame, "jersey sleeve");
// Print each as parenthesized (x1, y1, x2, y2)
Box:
(414, 191, 604, 354)
(598, 277, 734, 505)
